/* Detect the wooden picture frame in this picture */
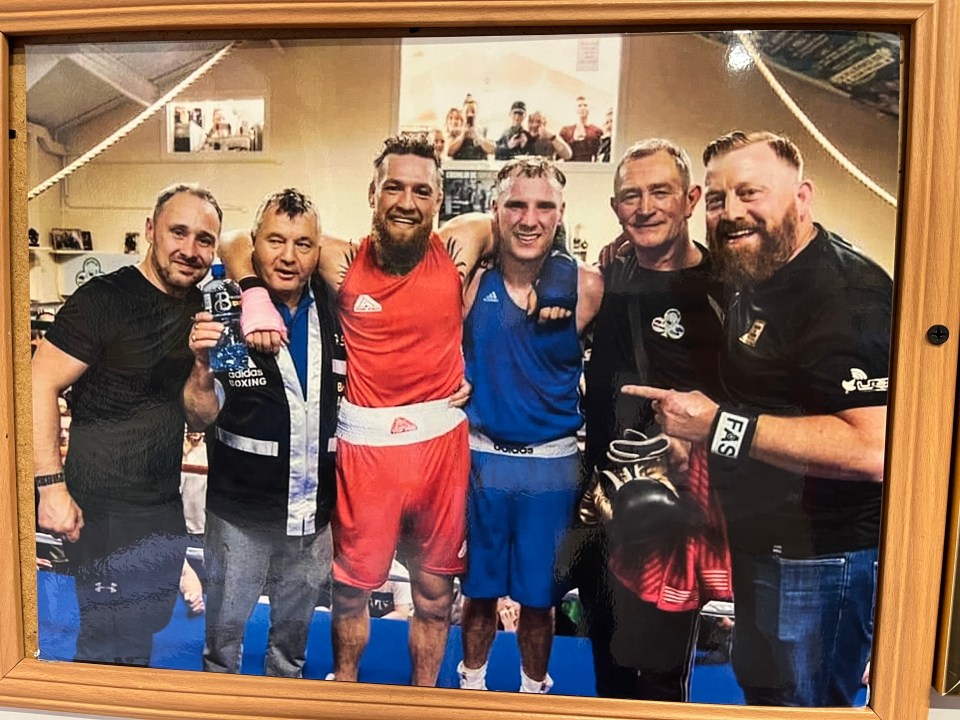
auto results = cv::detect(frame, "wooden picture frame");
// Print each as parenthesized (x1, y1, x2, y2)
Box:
(1, 2, 958, 720)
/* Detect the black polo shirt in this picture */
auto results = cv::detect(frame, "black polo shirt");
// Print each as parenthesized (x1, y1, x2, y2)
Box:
(585, 244, 725, 471)
(713, 225, 893, 556)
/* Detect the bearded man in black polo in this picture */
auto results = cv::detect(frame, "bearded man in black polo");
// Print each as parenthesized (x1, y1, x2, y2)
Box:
(625, 131, 891, 707)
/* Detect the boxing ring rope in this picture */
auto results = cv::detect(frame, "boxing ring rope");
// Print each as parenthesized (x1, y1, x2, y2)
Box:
(28, 41, 238, 201)
(734, 31, 898, 209)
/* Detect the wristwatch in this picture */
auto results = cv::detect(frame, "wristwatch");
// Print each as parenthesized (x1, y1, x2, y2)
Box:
(35, 472, 65, 487)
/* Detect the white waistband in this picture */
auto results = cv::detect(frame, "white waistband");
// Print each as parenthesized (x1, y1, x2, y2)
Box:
(336, 398, 466, 447)
(469, 430, 578, 458)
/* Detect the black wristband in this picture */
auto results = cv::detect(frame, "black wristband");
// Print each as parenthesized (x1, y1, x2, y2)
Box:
(35, 472, 65, 488)
(239, 276, 265, 291)
(709, 405, 758, 461)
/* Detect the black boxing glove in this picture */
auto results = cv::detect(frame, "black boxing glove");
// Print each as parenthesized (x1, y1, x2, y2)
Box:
(579, 433, 672, 526)
(607, 478, 686, 552)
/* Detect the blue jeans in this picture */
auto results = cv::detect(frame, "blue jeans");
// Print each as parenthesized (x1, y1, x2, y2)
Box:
(731, 546, 877, 707)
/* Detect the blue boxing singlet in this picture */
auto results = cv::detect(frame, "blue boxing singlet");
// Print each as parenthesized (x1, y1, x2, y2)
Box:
(464, 267, 583, 445)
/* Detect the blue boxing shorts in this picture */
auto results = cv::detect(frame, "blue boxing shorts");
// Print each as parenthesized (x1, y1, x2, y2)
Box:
(462, 430, 579, 608)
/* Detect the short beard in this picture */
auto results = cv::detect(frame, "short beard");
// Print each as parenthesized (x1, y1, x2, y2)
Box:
(709, 209, 797, 288)
(371, 214, 432, 276)
(151, 250, 204, 290)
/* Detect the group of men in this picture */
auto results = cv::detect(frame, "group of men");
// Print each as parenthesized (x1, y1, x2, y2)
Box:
(33, 127, 890, 708)
(441, 93, 611, 162)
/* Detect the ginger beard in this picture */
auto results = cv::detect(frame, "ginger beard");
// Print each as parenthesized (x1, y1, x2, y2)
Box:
(371, 207, 433, 276)
(708, 205, 798, 288)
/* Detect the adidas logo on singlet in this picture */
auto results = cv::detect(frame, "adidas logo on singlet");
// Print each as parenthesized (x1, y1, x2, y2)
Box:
(353, 294, 382, 313)
(482, 291, 499, 303)
(390, 417, 419, 434)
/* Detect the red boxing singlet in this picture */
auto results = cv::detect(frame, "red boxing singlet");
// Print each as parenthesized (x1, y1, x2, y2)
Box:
(339, 233, 464, 407)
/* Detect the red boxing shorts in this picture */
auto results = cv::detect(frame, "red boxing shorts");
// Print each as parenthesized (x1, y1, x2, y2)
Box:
(333, 398, 470, 591)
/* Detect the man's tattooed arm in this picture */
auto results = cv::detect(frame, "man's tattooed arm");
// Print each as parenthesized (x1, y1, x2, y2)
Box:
(318, 236, 356, 291)
(445, 235, 469, 281)
(337, 243, 358, 285)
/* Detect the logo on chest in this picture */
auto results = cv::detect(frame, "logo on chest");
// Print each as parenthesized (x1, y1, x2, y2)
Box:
(651, 308, 685, 340)
(354, 294, 383, 313)
(739, 319, 767, 348)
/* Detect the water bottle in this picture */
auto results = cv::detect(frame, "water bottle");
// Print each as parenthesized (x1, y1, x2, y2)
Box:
(202, 263, 248, 371)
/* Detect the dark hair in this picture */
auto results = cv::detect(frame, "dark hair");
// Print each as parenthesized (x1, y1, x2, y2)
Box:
(372, 133, 442, 182)
(702, 130, 804, 174)
(251, 188, 320, 239)
(152, 183, 223, 226)
(494, 156, 566, 200)
(614, 138, 693, 193)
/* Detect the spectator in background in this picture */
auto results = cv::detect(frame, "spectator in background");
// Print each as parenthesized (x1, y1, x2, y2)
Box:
(180, 430, 207, 537)
(430, 128, 446, 161)
(497, 597, 521, 633)
(173, 107, 191, 152)
(369, 557, 414, 620)
(204, 108, 233, 150)
(599, 108, 614, 163)
(560, 96, 604, 162)
(527, 111, 573, 161)
(448, 94, 495, 160)
(495, 101, 531, 160)
(179, 429, 208, 615)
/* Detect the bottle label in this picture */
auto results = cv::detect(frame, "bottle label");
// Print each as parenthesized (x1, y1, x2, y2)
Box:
(203, 284, 241, 317)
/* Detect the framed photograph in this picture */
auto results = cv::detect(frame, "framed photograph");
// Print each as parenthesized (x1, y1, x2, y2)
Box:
(440, 166, 498, 221)
(164, 97, 267, 155)
(49, 228, 83, 251)
(2, 3, 960, 720)
(399, 35, 619, 164)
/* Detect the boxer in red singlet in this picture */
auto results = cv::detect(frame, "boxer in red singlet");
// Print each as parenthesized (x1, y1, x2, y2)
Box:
(220, 136, 497, 687)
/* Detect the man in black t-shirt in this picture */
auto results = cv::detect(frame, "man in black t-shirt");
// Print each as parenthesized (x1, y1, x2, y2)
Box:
(577, 139, 726, 702)
(626, 131, 890, 707)
(494, 100, 531, 161)
(33, 184, 221, 667)
(447, 93, 495, 161)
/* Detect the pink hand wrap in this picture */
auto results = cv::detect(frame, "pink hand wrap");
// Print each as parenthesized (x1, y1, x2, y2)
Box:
(240, 286, 286, 340)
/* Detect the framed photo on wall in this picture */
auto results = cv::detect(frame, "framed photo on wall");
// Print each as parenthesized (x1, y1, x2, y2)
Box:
(1, 3, 960, 720)
(163, 96, 267, 156)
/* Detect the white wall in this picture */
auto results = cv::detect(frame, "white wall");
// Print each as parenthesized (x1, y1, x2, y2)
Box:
(28, 33, 899, 275)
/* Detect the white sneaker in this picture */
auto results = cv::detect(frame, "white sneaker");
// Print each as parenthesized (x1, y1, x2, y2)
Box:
(324, 672, 336, 681)
(457, 660, 488, 690)
(519, 669, 554, 694)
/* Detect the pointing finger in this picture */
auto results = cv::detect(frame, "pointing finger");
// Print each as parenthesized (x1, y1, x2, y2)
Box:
(621, 384, 670, 401)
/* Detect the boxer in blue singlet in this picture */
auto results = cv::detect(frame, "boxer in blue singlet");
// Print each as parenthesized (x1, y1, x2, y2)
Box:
(456, 158, 604, 694)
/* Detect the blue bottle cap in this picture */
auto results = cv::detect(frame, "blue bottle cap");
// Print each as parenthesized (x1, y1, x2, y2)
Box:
(211, 263, 226, 279)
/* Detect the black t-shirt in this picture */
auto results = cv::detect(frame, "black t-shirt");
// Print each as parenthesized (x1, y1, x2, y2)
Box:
(584, 244, 725, 471)
(451, 136, 489, 160)
(45, 266, 200, 513)
(713, 225, 892, 555)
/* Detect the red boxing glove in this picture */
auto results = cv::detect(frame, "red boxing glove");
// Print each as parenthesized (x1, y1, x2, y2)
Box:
(240, 286, 287, 342)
